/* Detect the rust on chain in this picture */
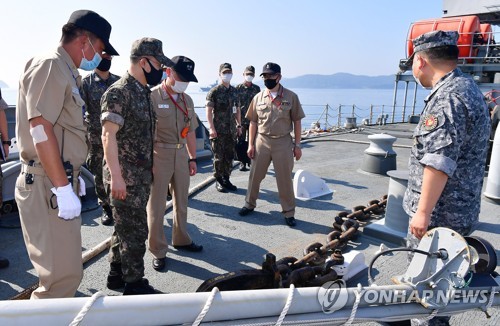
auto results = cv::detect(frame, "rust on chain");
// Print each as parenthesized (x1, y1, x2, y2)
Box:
(198, 195, 388, 291)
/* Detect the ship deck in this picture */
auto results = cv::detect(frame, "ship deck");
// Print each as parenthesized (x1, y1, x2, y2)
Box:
(0, 122, 499, 325)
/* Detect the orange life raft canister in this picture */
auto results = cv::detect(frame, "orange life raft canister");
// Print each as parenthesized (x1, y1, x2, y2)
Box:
(407, 15, 480, 58)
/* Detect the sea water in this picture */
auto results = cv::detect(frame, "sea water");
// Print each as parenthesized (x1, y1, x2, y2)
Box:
(1, 86, 430, 130)
(189, 87, 430, 129)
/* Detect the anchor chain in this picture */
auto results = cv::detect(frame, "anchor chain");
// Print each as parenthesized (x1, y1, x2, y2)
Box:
(197, 195, 388, 291)
(275, 195, 387, 288)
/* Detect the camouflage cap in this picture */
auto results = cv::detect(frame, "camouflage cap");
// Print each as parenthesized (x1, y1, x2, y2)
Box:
(219, 63, 232, 73)
(399, 30, 459, 72)
(130, 37, 173, 67)
(244, 65, 255, 74)
(413, 30, 459, 53)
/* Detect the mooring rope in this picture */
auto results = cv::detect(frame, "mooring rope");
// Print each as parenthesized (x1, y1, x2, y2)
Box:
(276, 284, 296, 326)
(411, 309, 439, 325)
(192, 287, 219, 326)
(344, 283, 364, 326)
(68, 291, 105, 326)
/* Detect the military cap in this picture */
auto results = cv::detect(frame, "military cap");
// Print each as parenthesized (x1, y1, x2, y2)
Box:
(400, 30, 459, 71)
(130, 38, 173, 67)
(260, 62, 281, 76)
(244, 65, 255, 74)
(171, 56, 198, 82)
(67, 10, 119, 56)
(219, 63, 232, 73)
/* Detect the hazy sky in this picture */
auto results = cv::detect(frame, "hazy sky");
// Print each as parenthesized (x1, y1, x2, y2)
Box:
(1, 0, 444, 88)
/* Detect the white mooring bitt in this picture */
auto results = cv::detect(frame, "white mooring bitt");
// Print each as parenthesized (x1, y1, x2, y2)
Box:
(484, 125, 500, 200)
(293, 169, 333, 200)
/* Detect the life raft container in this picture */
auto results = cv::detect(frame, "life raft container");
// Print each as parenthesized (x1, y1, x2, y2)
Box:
(407, 15, 480, 59)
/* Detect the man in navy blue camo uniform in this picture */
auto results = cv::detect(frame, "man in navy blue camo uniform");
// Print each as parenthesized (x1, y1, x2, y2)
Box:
(401, 30, 491, 326)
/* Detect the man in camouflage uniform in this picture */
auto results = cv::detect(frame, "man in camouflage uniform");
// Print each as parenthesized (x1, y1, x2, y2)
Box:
(235, 65, 260, 171)
(206, 63, 241, 192)
(80, 53, 120, 226)
(401, 31, 490, 325)
(0, 88, 10, 269)
(101, 38, 172, 295)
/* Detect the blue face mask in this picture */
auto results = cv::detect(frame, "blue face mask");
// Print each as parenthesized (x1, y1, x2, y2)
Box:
(80, 38, 102, 71)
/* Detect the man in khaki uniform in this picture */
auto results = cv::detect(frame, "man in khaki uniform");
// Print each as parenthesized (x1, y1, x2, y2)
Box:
(238, 63, 305, 227)
(147, 56, 203, 272)
(15, 10, 117, 299)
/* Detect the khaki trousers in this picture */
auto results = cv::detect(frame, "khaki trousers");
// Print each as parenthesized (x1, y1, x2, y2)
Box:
(15, 166, 83, 299)
(147, 145, 191, 258)
(244, 134, 296, 218)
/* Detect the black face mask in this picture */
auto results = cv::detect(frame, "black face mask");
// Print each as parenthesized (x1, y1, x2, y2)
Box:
(143, 59, 163, 86)
(264, 78, 278, 90)
(96, 58, 112, 72)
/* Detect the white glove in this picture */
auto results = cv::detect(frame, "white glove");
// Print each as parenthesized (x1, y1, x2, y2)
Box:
(78, 176, 86, 196)
(51, 184, 81, 220)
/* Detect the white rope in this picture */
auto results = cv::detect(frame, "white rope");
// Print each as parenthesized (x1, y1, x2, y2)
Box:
(411, 309, 439, 325)
(192, 287, 219, 326)
(344, 283, 364, 326)
(68, 291, 106, 326)
(275, 284, 295, 326)
(483, 286, 497, 316)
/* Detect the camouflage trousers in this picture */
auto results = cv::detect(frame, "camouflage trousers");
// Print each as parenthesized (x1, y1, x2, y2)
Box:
(107, 183, 151, 283)
(211, 133, 235, 178)
(86, 144, 108, 206)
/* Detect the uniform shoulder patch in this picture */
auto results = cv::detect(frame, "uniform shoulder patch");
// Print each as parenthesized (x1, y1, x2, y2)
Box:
(422, 114, 438, 131)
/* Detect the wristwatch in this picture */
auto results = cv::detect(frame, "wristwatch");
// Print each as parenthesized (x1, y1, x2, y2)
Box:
(189, 158, 197, 163)
(2, 140, 11, 146)
(237, 125, 241, 128)
(294, 143, 301, 149)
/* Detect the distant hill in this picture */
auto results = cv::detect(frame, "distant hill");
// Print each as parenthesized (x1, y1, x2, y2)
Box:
(280, 73, 398, 89)
(0, 80, 8, 88)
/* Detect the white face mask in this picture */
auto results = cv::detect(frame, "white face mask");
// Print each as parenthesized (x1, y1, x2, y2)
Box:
(221, 73, 233, 83)
(244, 75, 254, 82)
(171, 79, 189, 93)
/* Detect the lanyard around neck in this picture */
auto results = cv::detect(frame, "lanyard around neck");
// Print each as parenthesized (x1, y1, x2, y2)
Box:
(162, 82, 188, 117)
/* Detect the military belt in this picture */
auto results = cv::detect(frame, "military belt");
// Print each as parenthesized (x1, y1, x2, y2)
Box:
(21, 162, 46, 176)
(155, 142, 185, 149)
(259, 133, 288, 139)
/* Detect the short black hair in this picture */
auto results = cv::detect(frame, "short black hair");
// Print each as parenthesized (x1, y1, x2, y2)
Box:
(60, 23, 97, 44)
(420, 45, 459, 62)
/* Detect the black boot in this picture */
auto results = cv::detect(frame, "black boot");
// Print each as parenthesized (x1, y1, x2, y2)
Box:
(107, 262, 125, 290)
(101, 203, 114, 226)
(215, 177, 227, 193)
(223, 176, 237, 191)
(123, 278, 163, 295)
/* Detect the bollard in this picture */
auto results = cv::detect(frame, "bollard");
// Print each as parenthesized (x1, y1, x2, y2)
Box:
(484, 126, 500, 200)
(361, 134, 397, 175)
(345, 117, 357, 129)
(363, 170, 410, 245)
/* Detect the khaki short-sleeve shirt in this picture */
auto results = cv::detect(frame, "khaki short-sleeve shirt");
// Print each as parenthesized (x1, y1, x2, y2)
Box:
(150, 84, 198, 144)
(16, 46, 87, 168)
(246, 85, 305, 137)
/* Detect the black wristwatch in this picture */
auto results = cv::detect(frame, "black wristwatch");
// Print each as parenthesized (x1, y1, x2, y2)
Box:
(2, 140, 11, 146)
(189, 158, 197, 163)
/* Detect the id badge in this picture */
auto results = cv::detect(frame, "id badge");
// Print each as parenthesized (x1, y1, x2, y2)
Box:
(232, 105, 237, 114)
